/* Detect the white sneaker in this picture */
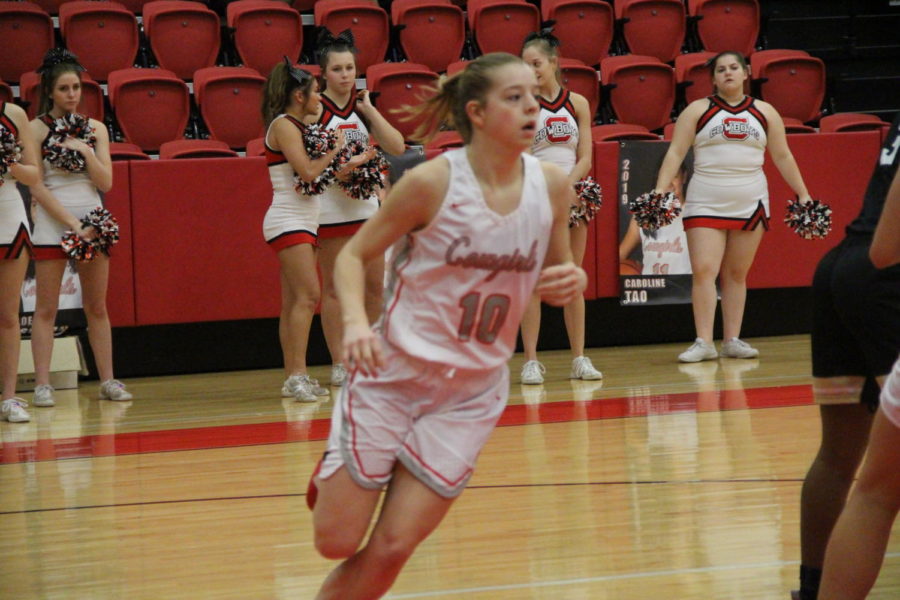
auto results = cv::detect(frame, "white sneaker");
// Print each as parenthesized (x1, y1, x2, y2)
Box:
(521, 360, 546, 385)
(100, 379, 134, 401)
(678, 338, 718, 363)
(33, 384, 55, 407)
(282, 375, 329, 398)
(331, 363, 348, 387)
(1, 398, 30, 422)
(571, 356, 603, 380)
(284, 375, 319, 402)
(720, 337, 760, 359)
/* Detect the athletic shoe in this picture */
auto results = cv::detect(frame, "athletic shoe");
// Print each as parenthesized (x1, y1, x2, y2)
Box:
(678, 338, 718, 363)
(301, 375, 329, 397)
(100, 379, 133, 401)
(520, 360, 546, 385)
(331, 363, 348, 387)
(33, 384, 55, 407)
(1, 398, 30, 423)
(720, 337, 760, 359)
(282, 375, 328, 398)
(284, 375, 319, 402)
(570, 356, 603, 380)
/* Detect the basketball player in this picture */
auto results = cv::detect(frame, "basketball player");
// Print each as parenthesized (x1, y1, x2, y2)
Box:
(794, 112, 900, 600)
(517, 27, 603, 385)
(654, 51, 813, 362)
(0, 102, 41, 422)
(311, 29, 406, 388)
(262, 61, 360, 402)
(28, 49, 131, 405)
(309, 53, 587, 599)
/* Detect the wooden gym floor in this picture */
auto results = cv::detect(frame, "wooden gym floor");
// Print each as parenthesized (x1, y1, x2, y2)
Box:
(1, 334, 898, 599)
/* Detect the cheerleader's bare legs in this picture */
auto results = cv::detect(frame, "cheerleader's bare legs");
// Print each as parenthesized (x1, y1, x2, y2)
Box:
(0, 254, 28, 401)
(278, 243, 320, 382)
(564, 222, 588, 358)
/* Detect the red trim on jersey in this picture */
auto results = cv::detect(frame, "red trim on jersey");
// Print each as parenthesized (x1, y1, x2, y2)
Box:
(402, 441, 473, 488)
(538, 88, 572, 113)
(317, 220, 367, 239)
(683, 206, 769, 231)
(31, 244, 68, 260)
(1, 224, 31, 259)
(695, 101, 721, 133)
(320, 94, 356, 120)
(267, 229, 318, 251)
(265, 116, 306, 166)
(710, 95, 753, 114)
(747, 104, 768, 132)
(742, 201, 770, 231)
(0, 102, 19, 136)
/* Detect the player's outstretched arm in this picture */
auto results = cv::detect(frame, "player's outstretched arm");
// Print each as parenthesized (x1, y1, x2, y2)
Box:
(334, 158, 449, 373)
(536, 162, 587, 307)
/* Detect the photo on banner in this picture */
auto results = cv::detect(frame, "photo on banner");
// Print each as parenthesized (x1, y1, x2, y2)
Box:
(617, 140, 693, 305)
(16, 183, 86, 339)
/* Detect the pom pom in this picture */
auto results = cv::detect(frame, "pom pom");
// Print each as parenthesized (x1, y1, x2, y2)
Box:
(294, 124, 339, 196)
(336, 140, 388, 201)
(60, 207, 120, 261)
(0, 124, 23, 187)
(628, 190, 682, 231)
(44, 113, 96, 173)
(570, 176, 602, 226)
(784, 198, 832, 240)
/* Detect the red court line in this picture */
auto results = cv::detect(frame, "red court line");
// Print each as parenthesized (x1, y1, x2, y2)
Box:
(0, 384, 813, 465)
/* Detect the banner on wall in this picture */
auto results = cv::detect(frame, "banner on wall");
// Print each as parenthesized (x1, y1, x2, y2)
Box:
(17, 184, 86, 339)
(617, 141, 693, 306)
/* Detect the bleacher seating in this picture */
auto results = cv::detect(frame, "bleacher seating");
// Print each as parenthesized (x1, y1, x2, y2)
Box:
(615, 0, 686, 64)
(228, 0, 303, 76)
(159, 138, 240, 159)
(143, 0, 220, 80)
(193, 66, 266, 150)
(315, 0, 390, 75)
(108, 67, 190, 151)
(392, 0, 465, 73)
(0, 1, 54, 83)
(688, 0, 760, 57)
(751, 49, 825, 123)
(59, 1, 139, 81)
(366, 61, 439, 140)
(601, 55, 675, 132)
(467, 0, 540, 56)
(542, 0, 614, 67)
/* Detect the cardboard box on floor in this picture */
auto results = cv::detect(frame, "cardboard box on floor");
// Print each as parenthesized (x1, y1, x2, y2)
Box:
(16, 337, 88, 392)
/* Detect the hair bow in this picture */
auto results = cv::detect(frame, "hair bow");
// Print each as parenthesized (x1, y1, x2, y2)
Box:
(317, 27, 355, 49)
(283, 56, 312, 86)
(523, 21, 560, 48)
(37, 48, 85, 74)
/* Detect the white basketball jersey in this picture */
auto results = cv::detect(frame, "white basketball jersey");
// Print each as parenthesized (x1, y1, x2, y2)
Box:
(531, 89, 578, 175)
(693, 95, 768, 185)
(378, 149, 553, 370)
(639, 219, 692, 275)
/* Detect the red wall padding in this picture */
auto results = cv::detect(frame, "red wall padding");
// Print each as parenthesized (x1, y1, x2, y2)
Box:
(100, 131, 882, 327)
(129, 157, 280, 324)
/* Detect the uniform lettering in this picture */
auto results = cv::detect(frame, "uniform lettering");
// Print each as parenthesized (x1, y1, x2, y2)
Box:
(446, 237, 538, 281)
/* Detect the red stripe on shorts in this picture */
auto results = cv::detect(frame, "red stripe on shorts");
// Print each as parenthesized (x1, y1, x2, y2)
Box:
(267, 230, 317, 251)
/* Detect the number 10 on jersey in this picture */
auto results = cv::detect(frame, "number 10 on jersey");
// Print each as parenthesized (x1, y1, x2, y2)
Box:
(457, 292, 511, 344)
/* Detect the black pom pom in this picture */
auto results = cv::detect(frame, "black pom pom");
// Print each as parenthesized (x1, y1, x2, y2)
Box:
(44, 113, 96, 173)
(336, 141, 388, 201)
(0, 124, 22, 187)
(60, 207, 120, 261)
(570, 176, 602, 226)
(785, 198, 832, 240)
(628, 191, 682, 231)
(294, 124, 339, 196)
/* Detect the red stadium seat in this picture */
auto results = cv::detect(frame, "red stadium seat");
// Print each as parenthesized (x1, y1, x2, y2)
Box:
(445, 60, 469, 77)
(59, 1, 139, 81)
(468, 0, 540, 56)
(663, 121, 675, 139)
(0, 81, 12, 103)
(143, 1, 221, 80)
(615, 0, 686, 64)
(600, 55, 675, 131)
(109, 141, 151, 160)
(542, 0, 613, 67)
(365, 61, 439, 140)
(108, 68, 190, 151)
(159, 139, 240, 159)
(751, 49, 825, 123)
(315, 1, 390, 75)
(688, 0, 760, 57)
(819, 112, 890, 134)
(392, 0, 464, 73)
(0, 1, 54, 83)
(116, 0, 152, 14)
(781, 117, 816, 133)
(30, 0, 66, 15)
(19, 70, 105, 121)
(245, 136, 265, 157)
(423, 130, 463, 159)
(590, 123, 659, 141)
(559, 58, 599, 120)
(193, 66, 266, 149)
(674, 51, 717, 104)
(227, 0, 303, 76)
(291, 0, 314, 11)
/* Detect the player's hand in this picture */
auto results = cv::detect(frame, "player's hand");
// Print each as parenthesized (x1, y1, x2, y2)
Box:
(798, 194, 813, 205)
(334, 129, 346, 150)
(348, 146, 376, 168)
(342, 320, 383, 376)
(536, 263, 587, 307)
(356, 89, 374, 112)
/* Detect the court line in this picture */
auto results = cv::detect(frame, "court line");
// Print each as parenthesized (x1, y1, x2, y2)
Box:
(0, 478, 806, 516)
(0, 384, 814, 465)
(384, 553, 900, 599)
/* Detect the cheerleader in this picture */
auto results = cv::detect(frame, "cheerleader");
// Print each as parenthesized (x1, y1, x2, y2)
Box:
(0, 102, 41, 422)
(28, 50, 131, 405)
(654, 51, 813, 363)
(518, 28, 603, 384)
(261, 60, 353, 401)
(310, 52, 586, 599)
(310, 28, 405, 387)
